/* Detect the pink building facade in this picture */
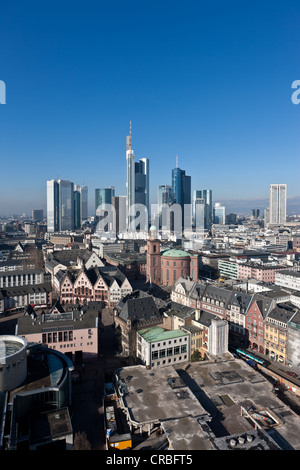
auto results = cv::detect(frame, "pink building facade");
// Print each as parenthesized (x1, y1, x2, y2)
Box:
(16, 304, 100, 362)
(238, 263, 287, 283)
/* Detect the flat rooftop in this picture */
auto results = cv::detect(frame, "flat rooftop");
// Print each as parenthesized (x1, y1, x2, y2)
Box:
(180, 359, 300, 450)
(115, 365, 210, 426)
(115, 358, 300, 450)
(138, 327, 189, 343)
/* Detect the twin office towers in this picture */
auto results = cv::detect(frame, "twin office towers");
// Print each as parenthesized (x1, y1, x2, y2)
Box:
(47, 179, 88, 232)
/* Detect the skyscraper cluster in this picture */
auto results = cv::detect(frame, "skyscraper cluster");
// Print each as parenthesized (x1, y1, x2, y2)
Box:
(46, 179, 87, 232)
(46, 127, 288, 234)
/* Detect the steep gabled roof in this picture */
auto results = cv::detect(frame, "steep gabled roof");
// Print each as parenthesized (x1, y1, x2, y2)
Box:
(203, 284, 233, 307)
(117, 291, 161, 323)
(229, 291, 253, 313)
(249, 293, 274, 319)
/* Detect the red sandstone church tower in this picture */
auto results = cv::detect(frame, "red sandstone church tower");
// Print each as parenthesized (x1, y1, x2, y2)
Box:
(146, 226, 161, 284)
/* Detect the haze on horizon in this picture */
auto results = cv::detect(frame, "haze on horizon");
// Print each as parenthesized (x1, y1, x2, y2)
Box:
(0, 1, 299, 216)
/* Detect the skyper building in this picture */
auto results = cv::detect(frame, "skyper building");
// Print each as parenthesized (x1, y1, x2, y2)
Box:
(269, 184, 287, 225)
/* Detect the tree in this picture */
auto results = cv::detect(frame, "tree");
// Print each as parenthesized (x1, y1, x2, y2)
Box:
(73, 431, 91, 450)
(191, 349, 201, 362)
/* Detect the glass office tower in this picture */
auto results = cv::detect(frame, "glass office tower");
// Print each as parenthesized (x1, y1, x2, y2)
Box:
(214, 203, 226, 224)
(171, 166, 191, 229)
(47, 179, 74, 232)
(95, 187, 115, 213)
(47, 180, 59, 232)
(59, 180, 74, 231)
(135, 158, 149, 214)
(193, 189, 213, 229)
(74, 186, 81, 229)
(80, 185, 88, 224)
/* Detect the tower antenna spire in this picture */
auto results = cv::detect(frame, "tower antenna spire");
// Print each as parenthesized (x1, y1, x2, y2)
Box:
(176, 154, 178, 168)
(130, 120, 132, 137)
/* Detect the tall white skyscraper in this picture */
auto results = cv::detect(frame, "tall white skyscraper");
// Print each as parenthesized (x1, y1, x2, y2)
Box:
(126, 122, 135, 229)
(269, 184, 287, 225)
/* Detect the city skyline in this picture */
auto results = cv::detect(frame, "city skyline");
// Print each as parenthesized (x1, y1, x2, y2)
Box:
(1, 1, 300, 216)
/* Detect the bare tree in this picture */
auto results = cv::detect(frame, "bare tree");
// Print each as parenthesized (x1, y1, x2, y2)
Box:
(73, 431, 91, 450)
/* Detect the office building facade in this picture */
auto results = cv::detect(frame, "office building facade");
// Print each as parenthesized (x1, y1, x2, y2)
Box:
(95, 187, 115, 231)
(80, 185, 88, 224)
(47, 180, 60, 232)
(112, 195, 127, 234)
(74, 186, 81, 229)
(58, 180, 74, 231)
(47, 180, 87, 232)
(193, 190, 213, 229)
(32, 209, 44, 222)
(171, 164, 191, 229)
(214, 203, 226, 224)
(269, 184, 287, 225)
(135, 157, 149, 213)
(95, 187, 115, 213)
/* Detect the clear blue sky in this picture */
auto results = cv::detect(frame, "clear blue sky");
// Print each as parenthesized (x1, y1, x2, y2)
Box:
(0, 0, 299, 216)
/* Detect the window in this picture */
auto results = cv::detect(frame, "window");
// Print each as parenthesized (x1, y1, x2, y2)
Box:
(181, 344, 187, 353)
(167, 347, 173, 357)
(152, 351, 159, 360)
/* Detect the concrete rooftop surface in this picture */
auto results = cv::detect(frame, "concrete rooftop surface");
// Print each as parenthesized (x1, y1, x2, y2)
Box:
(115, 356, 300, 450)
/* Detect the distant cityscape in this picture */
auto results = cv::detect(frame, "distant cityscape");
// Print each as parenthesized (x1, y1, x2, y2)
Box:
(2, 125, 295, 232)
(1, 125, 300, 222)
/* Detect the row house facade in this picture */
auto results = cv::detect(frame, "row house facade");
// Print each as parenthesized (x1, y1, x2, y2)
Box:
(265, 304, 298, 364)
(56, 266, 132, 308)
(171, 278, 300, 365)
